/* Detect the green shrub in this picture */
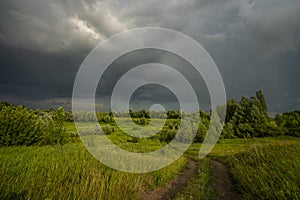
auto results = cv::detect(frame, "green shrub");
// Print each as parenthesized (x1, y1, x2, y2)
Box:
(101, 124, 114, 135)
(139, 117, 146, 125)
(0, 105, 66, 146)
(0, 106, 43, 146)
(104, 115, 111, 123)
(40, 106, 66, 145)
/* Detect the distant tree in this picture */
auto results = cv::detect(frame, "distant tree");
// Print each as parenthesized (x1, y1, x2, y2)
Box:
(221, 122, 235, 139)
(195, 121, 208, 142)
(276, 111, 300, 136)
(64, 111, 74, 122)
(167, 110, 178, 119)
(101, 124, 114, 135)
(223, 91, 278, 138)
(275, 113, 286, 127)
(177, 118, 194, 143)
(256, 90, 268, 114)
(104, 115, 111, 123)
(139, 117, 146, 125)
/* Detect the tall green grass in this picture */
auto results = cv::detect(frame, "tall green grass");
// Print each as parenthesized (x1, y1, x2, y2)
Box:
(0, 144, 187, 199)
(183, 137, 300, 199)
(229, 143, 300, 199)
(2, 119, 300, 199)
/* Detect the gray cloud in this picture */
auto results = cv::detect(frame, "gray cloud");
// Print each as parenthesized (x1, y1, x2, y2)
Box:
(0, 0, 299, 112)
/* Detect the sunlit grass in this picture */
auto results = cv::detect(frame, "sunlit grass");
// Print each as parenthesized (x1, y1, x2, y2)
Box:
(1, 120, 300, 199)
(228, 143, 300, 199)
(175, 158, 215, 200)
(0, 144, 187, 199)
(182, 137, 300, 199)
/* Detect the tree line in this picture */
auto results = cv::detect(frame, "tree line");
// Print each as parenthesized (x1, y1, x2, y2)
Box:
(0, 90, 299, 146)
(221, 90, 298, 138)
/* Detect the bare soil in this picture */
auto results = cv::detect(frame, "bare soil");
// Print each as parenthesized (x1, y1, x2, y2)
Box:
(139, 159, 242, 200)
(210, 160, 242, 200)
(140, 160, 197, 200)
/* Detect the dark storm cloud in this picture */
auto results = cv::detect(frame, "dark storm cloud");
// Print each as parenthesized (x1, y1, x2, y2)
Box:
(0, 0, 299, 112)
(0, 43, 86, 99)
(96, 49, 210, 111)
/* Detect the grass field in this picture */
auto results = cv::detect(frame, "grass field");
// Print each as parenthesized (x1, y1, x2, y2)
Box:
(228, 143, 300, 199)
(0, 144, 187, 199)
(0, 121, 189, 199)
(178, 137, 300, 199)
(1, 120, 300, 199)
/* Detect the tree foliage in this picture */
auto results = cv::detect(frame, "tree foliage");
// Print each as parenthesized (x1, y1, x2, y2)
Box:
(221, 91, 294, 138)
(0, 104, 66, 146)
(1, 91, 299, 146)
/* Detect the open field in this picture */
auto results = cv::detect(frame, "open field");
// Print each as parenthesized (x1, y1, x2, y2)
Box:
(1, 120, 299, 199)
(0, 143, 187, 199)
(182, 137, 300, 200)
(228, 143, 300, 199)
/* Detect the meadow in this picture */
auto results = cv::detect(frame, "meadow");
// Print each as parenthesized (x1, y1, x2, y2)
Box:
(229, 143, 300, 200)
(0, 142, 187, 199)
(1, 120, 299, 199)
(180, 137, 300, 200)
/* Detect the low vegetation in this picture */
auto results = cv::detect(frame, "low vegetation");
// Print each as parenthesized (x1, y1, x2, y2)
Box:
(0, 144, 187, 199)
(0, 103, 66, 146)
(0, 91, 299, 199)
(229, 143, 300, 200)
(175, 158, 215, 200)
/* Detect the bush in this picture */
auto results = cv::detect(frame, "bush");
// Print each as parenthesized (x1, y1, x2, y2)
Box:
(101, 125, 114, 135)
(0, 106, 42, 146)
(40, 106, 66, 145)
(159, 129, 177, 142)
(139, 117, 146, 125)
(0, 105, 66, 146)
(104, 115, 111, 123)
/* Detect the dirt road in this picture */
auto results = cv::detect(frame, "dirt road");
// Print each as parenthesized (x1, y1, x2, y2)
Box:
(210, 160, 242, 200)
(140, 160, 197, 200)
(140, 159, 242, 200)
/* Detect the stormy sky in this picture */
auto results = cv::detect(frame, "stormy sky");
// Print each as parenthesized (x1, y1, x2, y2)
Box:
(0, 0, 300, 113)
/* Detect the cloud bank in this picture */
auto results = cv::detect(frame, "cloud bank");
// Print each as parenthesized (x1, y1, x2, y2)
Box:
(0, 0, 299, 112)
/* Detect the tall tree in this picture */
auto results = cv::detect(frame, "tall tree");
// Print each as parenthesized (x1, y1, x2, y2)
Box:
(256, 90, 268, 114)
